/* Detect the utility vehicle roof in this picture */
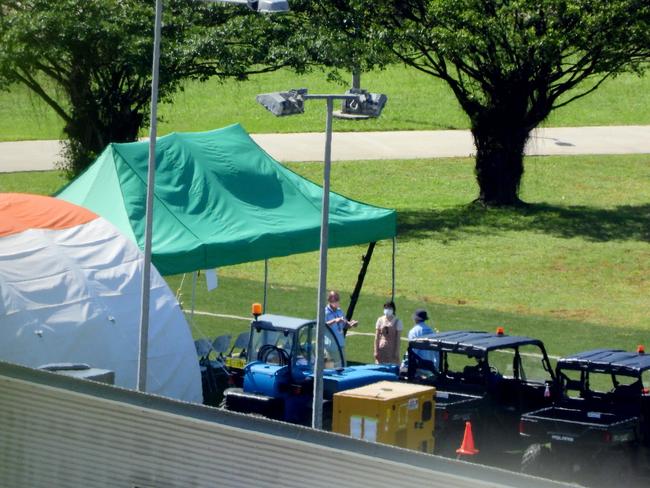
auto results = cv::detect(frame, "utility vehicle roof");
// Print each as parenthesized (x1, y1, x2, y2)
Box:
(409, 330, 544, 355)
(252, 314, 314, 332)
(558, 349, 650, 375)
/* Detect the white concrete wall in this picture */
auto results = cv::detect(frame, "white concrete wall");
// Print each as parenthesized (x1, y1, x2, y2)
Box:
(0, 361, 569, 488)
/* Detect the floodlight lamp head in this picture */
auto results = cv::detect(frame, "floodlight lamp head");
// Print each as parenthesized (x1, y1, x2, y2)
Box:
(256, 88, 307, 116)
(247, 0, 290, 13)
(340, 88, 387, 118)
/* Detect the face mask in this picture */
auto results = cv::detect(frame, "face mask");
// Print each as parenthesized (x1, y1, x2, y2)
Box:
(384, 308, 394, 317)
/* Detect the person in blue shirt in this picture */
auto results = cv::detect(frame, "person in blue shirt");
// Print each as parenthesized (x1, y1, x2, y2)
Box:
(324, 290, 357, 353)
(407, 309, 440, 369)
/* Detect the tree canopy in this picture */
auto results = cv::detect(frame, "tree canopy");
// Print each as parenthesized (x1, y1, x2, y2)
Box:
(0, 0, 298, 174)
(360, 0, 650, 205)
(2, 0, 648, 193)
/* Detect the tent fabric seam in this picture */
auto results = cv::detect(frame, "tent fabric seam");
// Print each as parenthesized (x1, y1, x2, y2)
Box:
(105, 145, 139, 244)
(112, 139, 207, 249)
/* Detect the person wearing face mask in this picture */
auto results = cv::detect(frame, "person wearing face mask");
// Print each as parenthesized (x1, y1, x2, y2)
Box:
(374, 300, 403, 364)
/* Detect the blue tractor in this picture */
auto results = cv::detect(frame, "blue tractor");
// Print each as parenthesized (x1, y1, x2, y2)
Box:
(222, 314, 398, 426)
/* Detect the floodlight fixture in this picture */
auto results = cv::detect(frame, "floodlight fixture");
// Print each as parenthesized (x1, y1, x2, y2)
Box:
(201, 0, 290, 13)
(255, 87, 382, 431)
(256, 88, 308, 116)
(340, 88, 387, 118)
(253, 0, 290, 12)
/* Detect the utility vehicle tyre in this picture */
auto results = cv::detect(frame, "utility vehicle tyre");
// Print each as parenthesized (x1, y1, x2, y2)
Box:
(521, 443, 551, 477)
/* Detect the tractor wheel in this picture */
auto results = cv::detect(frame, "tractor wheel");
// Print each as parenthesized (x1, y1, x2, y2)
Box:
(521, 443, 551, 478)
(219, 387, 242, 410)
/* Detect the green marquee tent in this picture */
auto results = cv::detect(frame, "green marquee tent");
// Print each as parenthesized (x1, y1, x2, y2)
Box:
(57, 124, 396, 276)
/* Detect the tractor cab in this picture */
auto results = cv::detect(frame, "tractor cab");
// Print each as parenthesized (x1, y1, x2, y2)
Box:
(248, 314, 345, 384)
(224, 314, 397, 425)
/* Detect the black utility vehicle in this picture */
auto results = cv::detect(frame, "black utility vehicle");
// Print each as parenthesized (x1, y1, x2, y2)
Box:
(519, 348, 650, 487)
(404, 329, 556, 459)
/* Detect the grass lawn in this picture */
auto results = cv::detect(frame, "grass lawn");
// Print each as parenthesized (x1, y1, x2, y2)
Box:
(2, 153, 648, 364)
(1, 65, 649, 141)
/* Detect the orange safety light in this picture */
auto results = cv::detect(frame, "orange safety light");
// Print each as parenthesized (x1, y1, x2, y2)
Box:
(638, 344, 645, 354)
(252, 302, 263, 318)
(496, 327, 505, 336)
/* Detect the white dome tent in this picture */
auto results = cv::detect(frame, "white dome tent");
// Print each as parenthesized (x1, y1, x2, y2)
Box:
(0, 193, 202, 403)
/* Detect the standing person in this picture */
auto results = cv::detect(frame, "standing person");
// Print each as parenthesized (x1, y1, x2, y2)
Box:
(325, 290, 358, 354)
(408, 309, 440, 368)
(374, 300, 403, 364)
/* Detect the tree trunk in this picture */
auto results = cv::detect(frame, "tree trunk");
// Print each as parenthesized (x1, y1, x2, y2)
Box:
(471, 120, 530, 206)
(63, 100, 143, 176)
(352, 67, 361, 89)
(60, 65, 146, 175)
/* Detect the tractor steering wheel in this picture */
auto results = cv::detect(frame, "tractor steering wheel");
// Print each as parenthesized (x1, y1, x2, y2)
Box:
(257, 344, 290, 366)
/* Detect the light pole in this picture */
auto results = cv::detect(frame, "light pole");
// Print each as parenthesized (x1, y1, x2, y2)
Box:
(256, 89, 384, 429)
(137, 0, 289, 393)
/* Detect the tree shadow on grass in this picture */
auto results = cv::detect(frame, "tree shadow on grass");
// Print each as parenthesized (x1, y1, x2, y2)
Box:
(398, 203, 650, 243)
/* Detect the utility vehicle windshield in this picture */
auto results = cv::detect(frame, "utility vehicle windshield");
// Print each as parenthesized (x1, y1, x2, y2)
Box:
(489, 344, 553, 383)
(410, 343, 553, 385)
(559, 368, 643, 399)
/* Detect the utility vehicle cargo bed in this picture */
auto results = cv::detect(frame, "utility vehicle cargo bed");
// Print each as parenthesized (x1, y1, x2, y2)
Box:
(521, 406, 638, 444)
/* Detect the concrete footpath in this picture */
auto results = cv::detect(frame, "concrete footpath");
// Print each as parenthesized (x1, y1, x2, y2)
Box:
(1, 125, 648, 173)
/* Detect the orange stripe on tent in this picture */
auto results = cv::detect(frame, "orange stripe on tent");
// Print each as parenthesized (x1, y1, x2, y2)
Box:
(0, 193, 97, 238)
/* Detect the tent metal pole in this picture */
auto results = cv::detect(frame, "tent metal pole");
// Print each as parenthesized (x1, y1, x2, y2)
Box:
(263, 259, 269, 313)
(191, 270, 198, 324)
(137, 0, 162, 393)
(345, 241, 376, 324)
(392, 237, 396, 302)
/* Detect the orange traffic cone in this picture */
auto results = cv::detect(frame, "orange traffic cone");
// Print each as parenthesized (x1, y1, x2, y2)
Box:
(456, 421, 479, 457)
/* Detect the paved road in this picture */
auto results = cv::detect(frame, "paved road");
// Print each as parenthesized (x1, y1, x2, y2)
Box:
(1, 125, 649, 173)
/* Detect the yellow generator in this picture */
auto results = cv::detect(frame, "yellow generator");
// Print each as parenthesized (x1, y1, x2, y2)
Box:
(332, 381, 435, 453)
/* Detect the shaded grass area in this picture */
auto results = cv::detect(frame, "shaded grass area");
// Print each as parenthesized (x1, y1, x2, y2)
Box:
(1, 66, 649, 141)
(398, 203, 650, 244)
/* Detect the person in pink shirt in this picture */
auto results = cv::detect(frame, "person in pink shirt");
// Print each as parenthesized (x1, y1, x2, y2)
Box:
(374, 300, 403, 364)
